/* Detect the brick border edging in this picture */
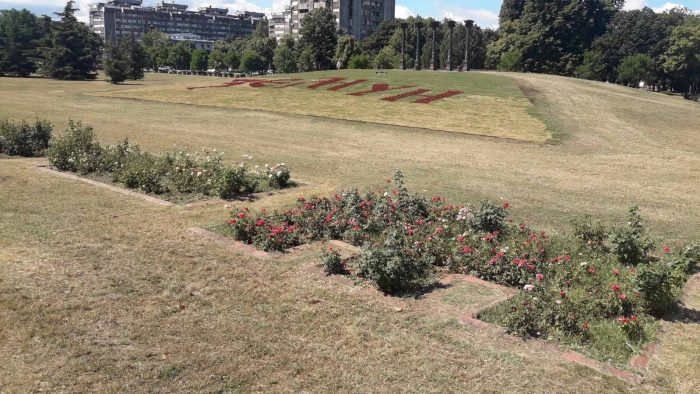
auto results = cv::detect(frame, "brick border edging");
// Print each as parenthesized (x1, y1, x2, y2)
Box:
(36, 166, 175, 207)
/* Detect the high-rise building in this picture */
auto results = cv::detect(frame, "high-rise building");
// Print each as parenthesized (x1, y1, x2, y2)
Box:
(278, 0, 395, 40)
(88, 0, 265, 43)
(269, 6, 292, 41)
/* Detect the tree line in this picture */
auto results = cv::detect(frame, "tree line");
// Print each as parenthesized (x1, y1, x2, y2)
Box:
(490, 0, 700, 96)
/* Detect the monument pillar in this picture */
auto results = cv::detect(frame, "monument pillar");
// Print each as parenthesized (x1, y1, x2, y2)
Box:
(463, 20, 474, 71)
(414, 21, 424, 71)
(430, 21, 440, 71)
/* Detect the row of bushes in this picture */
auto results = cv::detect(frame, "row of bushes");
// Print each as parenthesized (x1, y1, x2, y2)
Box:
(0, 118, 52, 157)
(224, 171, 698, 363)
(47, 121, 292, 199)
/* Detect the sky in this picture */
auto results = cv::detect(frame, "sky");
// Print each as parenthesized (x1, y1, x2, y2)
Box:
(1, 0, 698, 28)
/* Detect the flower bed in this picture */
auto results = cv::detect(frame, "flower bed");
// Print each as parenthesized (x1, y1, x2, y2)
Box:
(46, 121, 294, 203)
(221, 171, 699, 365)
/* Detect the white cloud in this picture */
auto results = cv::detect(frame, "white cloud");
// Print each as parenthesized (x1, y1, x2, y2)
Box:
(622, 0, 648, 10)
(395, 4, 414, 19)
(442, 8, 499, 28)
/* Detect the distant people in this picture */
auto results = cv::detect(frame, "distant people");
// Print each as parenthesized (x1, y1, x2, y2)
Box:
(336, 60, 343, 70)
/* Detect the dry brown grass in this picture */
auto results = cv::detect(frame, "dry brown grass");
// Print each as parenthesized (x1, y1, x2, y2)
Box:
(1, 71, 699, 392)
(90, 70, 549, 142)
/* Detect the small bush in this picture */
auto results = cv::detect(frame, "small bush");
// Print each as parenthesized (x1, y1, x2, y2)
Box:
(357, 228, 433, 295)
(218, 166, 257, 199)
(610, 205, 654, 265)
(113, 152, 163, 193)
(265, 163, 291, 189)
(473, 200, 507, 233)
(571, 216, 609, 252)
(322, 248, 344, 275)
(348, 54, 371, 69)
(0, 119, 52, 157)
(47, 121, 103, 174)
(633, 262, 681, 317)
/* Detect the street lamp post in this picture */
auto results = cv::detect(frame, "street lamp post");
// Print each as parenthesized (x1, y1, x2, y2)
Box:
(414, 21, 424, 70)
(446, 20, 456, 71)
(400, 22, 408, 70)
(430, 21, 440, 71)
(463, 20, 474, 71)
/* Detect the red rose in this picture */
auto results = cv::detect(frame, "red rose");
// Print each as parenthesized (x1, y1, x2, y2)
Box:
(228, 219, 237, 224)
(663, 247, 671, 253)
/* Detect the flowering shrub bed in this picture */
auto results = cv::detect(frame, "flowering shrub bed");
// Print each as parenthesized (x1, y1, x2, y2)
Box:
(47, 121, 293, 201)
(223, 171, 699, 364)
(0, 118, 52, 157)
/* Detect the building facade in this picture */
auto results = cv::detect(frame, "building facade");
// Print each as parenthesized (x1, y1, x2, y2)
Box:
(269, 7, 292, 41)
(88, 0, 265, 44)
(273, 0, 394, 40)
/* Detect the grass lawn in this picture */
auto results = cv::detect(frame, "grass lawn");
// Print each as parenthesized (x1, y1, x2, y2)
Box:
(90, 70, 550, 142)
(1, 70, 699, 392)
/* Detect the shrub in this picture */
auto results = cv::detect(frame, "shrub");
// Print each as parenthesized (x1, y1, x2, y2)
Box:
(357, 227, 434, 295)
(633, 262, 681, 317)
(265, 163, 291, 189)
(610, 205, 654, 265)
(162, 148, 224, 195)
(113, 151, 163, 193)
(0, 119, 52, 157)
(322, 248, 344, 275)
(218, 166, 258, 199)
(348, 54, 371, 69)
(571, 215, 608, 252)
(47, 121, 103, 174)
(473, 200, 507, 233)
(101, 138, 141, 173)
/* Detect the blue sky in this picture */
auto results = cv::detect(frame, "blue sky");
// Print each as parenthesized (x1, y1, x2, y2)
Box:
(1, 0, 698, 27)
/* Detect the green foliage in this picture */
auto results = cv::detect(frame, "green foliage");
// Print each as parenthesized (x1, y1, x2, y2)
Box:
(610, 205, 655, 265)
(571, 215, 609, 251)
(38, 1, 102, 80)
(335, 35, 360, 68)
(617, 53, 655, 85)
(190, 49, 209, 71)
(240, 49, 264, 73)
(321, 248, 344, 275)
(373, 46, 400, 69)
(498, 49, 522, 72)
(633, 261, 682, 317)
(347, 54, 371, 69)
(273, 36, 297, 73)
(297, 47, 315, 72)
(298, 7, 338, 70)
(104, 40, 129, 84)
(662, 18, 700, 96)
(359, 19, 400, 58)
(474, 200, 508, 233)
(357, 227, 434, 295)
(113, 151, 163, 193)
(141, 29, 171, 70)
(575, 50, 607, 80)
(47, 120, 103, 174)
(168, 42, 191, 70)
(218, 166, 257, 199)
(0, 8, 45, 77)
(0, 118, 52, 156)
(265, 163, 291, 188)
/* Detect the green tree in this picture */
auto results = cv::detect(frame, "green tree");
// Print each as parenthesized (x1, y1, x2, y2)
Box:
(168, 41, 191, 70)
(39, 1, 102, 80)
(298, 7, 338, 70)
(499, 0, 526, 24)
(273, 35, 297, 73)
(591, 8, 688, 83)
(0, 9, 43, 77)
(103, 40, 129, 84)
(347, 54, 371, 69)
(246, 37, 275, 70)
(617, 53, 655, 86)
(122, 34, 145, 80)
(253, 18, 269, 39)
(662, 18, 700, 96)
(297, 46, 315, 72)
(240, 49, 264, 73)
(373, 46, 400, 69)
(489, 0, 623, 75)
(141, 29, 171, 70)
(208, 48, 226, 70)
(190, 49, 209, 71)
(360, 19, 400, 57)
(335, 35, 360, 68)
(575, 50, 607, 80)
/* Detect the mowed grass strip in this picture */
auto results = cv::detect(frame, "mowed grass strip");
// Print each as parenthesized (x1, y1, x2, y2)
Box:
(91, 70, 550, 142)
